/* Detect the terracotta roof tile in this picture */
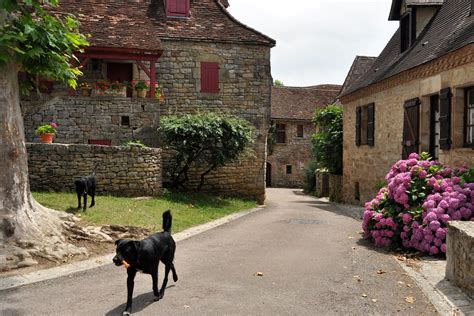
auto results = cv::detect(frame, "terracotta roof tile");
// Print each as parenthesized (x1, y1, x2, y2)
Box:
(271, 85, 341, 121)
(55, 0, 275, 51)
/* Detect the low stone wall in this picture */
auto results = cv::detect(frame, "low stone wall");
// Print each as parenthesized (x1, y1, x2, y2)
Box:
(314, 170, 329, 197)
(446, 221, 474, 299)
(329, 174, 343, 203)
(27, 143, 162, 197)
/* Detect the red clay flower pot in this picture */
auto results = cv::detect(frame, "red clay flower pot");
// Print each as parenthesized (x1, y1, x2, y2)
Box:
(40, 133, 54, 144)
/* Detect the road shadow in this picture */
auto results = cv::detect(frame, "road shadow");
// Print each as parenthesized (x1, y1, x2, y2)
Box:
(290, 197, 363, 222)
(105, 285, 175, 316)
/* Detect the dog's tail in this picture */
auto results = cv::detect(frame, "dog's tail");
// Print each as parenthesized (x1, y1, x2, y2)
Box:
(162, 210, 172, 232)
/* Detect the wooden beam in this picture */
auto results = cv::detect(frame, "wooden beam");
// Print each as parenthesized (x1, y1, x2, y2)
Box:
(149, 60, 156, 99)
(76, 52, 159, 61)
(136, 61, 151, 78)
(79, 58, 91, 69)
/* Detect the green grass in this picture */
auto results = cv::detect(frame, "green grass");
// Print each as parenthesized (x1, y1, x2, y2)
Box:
(32, 191, 257, 233)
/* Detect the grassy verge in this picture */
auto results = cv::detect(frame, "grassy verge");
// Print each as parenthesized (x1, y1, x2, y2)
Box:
(32, 191, 257, 233)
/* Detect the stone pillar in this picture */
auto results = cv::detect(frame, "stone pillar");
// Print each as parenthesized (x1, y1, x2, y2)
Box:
(445, 221, 474, 299)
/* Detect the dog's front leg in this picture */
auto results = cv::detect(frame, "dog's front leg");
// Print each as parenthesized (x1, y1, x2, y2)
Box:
(124, 269, 137, 315)
(76, 192, 82, 210)
(83, 194, 87, 212)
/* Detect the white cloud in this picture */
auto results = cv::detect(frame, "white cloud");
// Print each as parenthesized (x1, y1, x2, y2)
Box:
(228, 0, 398, 86)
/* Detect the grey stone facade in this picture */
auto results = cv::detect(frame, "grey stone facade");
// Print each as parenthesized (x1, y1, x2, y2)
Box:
(22, 40, 272, 202)
(27, 143, 162, 197)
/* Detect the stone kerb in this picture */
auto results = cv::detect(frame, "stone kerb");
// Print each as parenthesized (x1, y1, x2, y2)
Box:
(445, 221, 474, 299)
(26, 143, 162, 197)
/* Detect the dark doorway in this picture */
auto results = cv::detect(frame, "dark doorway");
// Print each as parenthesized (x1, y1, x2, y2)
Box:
(107, 63, 133, 97)
(402, 99, 420, 159)
(266, 162, 272, 187)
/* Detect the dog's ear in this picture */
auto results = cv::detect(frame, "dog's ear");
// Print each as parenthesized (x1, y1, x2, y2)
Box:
(115, 239, 123, 246)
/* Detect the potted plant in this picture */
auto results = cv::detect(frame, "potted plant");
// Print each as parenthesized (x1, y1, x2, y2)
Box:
(95, 81, 110, 96)
(78, 82, 92, 96)
(35, 122, 58, 144)
(109, 81, 127, 97)
(133, 80, 150, 98)
(155, 84, 165, 103)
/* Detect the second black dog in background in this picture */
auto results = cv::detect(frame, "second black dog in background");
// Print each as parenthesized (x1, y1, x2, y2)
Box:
(74, 166, 97, 211)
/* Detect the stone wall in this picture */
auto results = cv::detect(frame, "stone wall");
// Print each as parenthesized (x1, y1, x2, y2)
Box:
(267, 121, 314, 188)
(27, 143, 162, 197)
(156, 40, 272, 203)
(22, 97, 161, 147)
(21, 40, 272, 203)
(341, 61, 474, 205)
(446, 221, 474, 299)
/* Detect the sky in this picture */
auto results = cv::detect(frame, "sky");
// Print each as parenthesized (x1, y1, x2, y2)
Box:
(228, 0, 399, 87)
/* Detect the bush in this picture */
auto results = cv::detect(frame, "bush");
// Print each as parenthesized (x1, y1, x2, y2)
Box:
(311, 105, 343, 175)
(362, 152, 473, 255)
(123, 140, 147, 148)
(160, 113, 254, 190)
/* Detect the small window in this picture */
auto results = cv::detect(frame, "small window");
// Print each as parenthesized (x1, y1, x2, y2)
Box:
(297, 125, 304, 138)
(465, 87, 474, 147)
(356, 104, 375, 147)
(201, 62, 220, 93)
(121, 116, 130, 127)
(276, 124, 286, 143)
(166, 0, 190, 17)
(286, 165, 292, 175)
(400, 9, 416, 53)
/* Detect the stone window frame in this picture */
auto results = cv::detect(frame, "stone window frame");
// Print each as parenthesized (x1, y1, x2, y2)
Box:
(275, 124, 286, 144)
(465, 86, 474, 148)
(355, 103, 375, 147)
(296, 124, 304, 138)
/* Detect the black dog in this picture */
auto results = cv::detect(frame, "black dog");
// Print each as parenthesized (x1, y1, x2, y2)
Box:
(74, 167, 97, 211)
(113, 211, 178, 315)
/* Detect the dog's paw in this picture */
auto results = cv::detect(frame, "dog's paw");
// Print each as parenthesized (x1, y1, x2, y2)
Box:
(173, 275, 178, 282)
(122, 312, 131, 316)
(153, 296, 161, 302)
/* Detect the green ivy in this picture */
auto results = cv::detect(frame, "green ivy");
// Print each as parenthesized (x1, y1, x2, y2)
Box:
(311, 104, 343, 175)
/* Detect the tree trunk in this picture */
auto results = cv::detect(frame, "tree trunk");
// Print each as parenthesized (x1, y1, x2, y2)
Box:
(0, 61, 87, 271)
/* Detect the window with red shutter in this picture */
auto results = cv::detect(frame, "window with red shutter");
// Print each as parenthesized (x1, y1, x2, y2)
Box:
(200, 62, 220, 93)
(166, 0, 189, 17)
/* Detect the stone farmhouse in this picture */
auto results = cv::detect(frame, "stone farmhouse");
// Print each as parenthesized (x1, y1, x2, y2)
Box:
(267, 85, 341, 188)
(22, 0, 275, 203)
(339, 0, 474, 205)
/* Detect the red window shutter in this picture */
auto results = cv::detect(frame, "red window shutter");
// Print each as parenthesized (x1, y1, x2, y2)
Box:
(201, 62, 220, 93)
(167, 0, 189, 17)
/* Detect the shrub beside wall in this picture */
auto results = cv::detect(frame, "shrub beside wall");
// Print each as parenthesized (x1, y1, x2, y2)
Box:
(27, 143, 162, 197)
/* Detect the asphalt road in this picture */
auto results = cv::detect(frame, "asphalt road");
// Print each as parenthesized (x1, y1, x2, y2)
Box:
(1, 189, 436, 315)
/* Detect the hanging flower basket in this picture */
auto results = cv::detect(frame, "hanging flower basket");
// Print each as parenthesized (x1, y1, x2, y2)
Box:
(137, 89, 148, 98)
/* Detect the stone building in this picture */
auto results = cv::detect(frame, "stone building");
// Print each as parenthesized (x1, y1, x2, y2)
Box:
(267, 85, 341, 188)
(339, 0, 474, 205)
(22, 0, 275, 203)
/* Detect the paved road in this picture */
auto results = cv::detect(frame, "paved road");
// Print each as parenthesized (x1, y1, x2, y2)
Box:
(1, 189, 436, 315)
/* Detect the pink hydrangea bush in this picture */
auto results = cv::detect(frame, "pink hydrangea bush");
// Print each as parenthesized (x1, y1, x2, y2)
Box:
(362, 152, 473, 255)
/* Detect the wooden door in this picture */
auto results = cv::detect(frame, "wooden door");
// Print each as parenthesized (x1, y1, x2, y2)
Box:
(402, 99, 420, 159)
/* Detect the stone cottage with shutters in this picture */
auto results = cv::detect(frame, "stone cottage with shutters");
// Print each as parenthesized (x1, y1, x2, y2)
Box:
(22, 0, 275, 203)
(267, 85, 341, 188)
(339, 0, 474, 205)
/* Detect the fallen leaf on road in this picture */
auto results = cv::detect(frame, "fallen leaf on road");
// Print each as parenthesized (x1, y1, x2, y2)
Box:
(348, 236, 354, 239)
(406, 283, 412, 288)
(184, 305, 190, 309)
(371, 299, 377, 303)
(352, 275, 362, 282)
(352, 247, 356, 250)
(376, 269, 386, 274)
(397, 281, 404, 286)
(405, 296, 415, 304)
(362, 294, 367, 297)
(254, 272, 264, 277)
(96, 260, 103, 264)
